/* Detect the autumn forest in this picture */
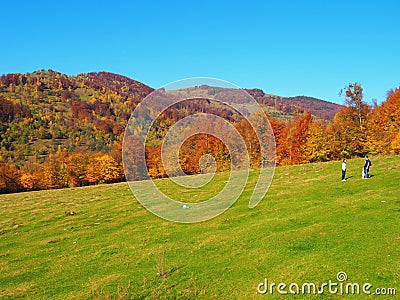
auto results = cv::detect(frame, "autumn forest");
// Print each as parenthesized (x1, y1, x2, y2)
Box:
(0, 70, 399, 193)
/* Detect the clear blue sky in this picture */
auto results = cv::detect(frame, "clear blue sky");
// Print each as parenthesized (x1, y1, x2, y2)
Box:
(1, 0, 399, 104)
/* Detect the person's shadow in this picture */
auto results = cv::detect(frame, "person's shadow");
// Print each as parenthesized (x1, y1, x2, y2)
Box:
(345, 176, 354, 180)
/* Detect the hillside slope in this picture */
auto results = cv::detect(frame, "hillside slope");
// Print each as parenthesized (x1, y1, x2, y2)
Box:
(0, 155, 398, 299)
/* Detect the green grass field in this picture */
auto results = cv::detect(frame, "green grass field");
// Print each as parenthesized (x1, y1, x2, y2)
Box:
(0, 156, 399, 299)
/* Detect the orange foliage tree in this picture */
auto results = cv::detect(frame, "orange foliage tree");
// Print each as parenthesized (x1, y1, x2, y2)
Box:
(367, 88, 400, 154)
(276, 112, 313, 165)
(0, 162, 22, 193)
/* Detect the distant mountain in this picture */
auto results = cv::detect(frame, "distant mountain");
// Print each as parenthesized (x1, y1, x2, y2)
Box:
(245, 89, 342, 120)
(0, 70, 341, 167)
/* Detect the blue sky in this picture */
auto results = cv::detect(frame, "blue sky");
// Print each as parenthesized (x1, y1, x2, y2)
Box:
(1, 0, 399, 104)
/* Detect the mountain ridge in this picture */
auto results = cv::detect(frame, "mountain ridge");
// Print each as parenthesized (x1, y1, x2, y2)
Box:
(244, 88, 342, 120)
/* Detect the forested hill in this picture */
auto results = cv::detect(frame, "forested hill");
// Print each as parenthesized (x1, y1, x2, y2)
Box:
(0, 70, 340, 167)
(0, 70, 153, 165)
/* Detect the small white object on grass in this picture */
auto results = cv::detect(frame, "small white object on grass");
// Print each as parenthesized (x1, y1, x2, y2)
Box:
(182, 204, 190, 209)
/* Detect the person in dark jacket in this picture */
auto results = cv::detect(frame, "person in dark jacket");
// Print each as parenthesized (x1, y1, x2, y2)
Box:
(364, 156, 372, 178)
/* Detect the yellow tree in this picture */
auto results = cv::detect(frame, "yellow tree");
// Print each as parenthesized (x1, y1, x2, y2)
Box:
(19, 172, 36, 190)
(86, 154, 123, 184)
(61, 153, 90, 187)
(304, 121, 330, 162)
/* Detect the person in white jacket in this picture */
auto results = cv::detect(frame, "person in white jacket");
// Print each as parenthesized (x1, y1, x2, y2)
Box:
(341, 159, 347, 182)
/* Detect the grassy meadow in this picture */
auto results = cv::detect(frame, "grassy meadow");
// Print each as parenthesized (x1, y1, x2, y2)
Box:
(0, 156, 399, 299)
